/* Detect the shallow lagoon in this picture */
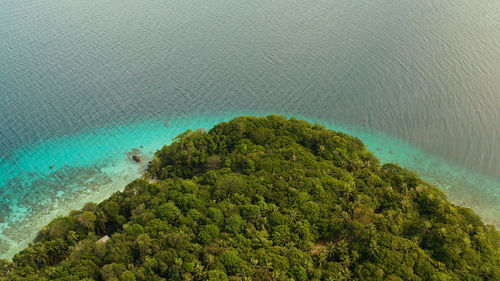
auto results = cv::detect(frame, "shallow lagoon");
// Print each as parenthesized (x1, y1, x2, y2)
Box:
(1, 0, 499, 258)
(0, 112, 499, 258)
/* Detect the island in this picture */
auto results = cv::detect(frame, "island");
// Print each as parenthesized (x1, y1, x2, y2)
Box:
(1, 115, 499, 280)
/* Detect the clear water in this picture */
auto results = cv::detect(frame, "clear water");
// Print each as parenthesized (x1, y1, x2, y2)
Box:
(0, 0, 499, 258)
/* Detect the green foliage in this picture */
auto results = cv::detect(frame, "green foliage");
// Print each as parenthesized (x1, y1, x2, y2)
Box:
(197, 224, 219, 244)
(206, 269, 228, 281)
(2, 116, 499, 281)
(220, 250, 241, 275)
(155, 202, 181, 224)
(224, 214, 245, 235)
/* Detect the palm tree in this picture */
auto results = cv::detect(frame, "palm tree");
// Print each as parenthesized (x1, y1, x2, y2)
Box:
(67, 230, 78, 244)
(33, 244, 49, 267)
(95, 210, 108, 235)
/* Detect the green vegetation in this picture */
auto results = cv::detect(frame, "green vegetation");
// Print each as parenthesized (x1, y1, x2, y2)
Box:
(1, 115, 499, 280)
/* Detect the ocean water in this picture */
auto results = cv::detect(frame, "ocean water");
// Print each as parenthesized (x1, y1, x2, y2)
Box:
(0, 0, 499, 258)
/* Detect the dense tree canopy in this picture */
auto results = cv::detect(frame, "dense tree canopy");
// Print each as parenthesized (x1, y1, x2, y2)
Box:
(1, 115, 499, 280)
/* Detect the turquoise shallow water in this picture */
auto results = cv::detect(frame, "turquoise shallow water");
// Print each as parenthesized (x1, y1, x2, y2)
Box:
(1, 0, 499, 258)
(0, 114, 233, 257)
(1, 111, 499, 258)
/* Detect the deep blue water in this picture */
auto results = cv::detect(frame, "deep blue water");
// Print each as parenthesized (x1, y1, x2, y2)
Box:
(0, 0, 499, 258)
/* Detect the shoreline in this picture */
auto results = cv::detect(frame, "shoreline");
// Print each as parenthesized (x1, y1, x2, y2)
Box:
(0, 113, 499, 259)
(0, 157, 150, 259)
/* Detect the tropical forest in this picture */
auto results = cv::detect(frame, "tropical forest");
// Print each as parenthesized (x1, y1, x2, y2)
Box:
(1, 115, 499, 281)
